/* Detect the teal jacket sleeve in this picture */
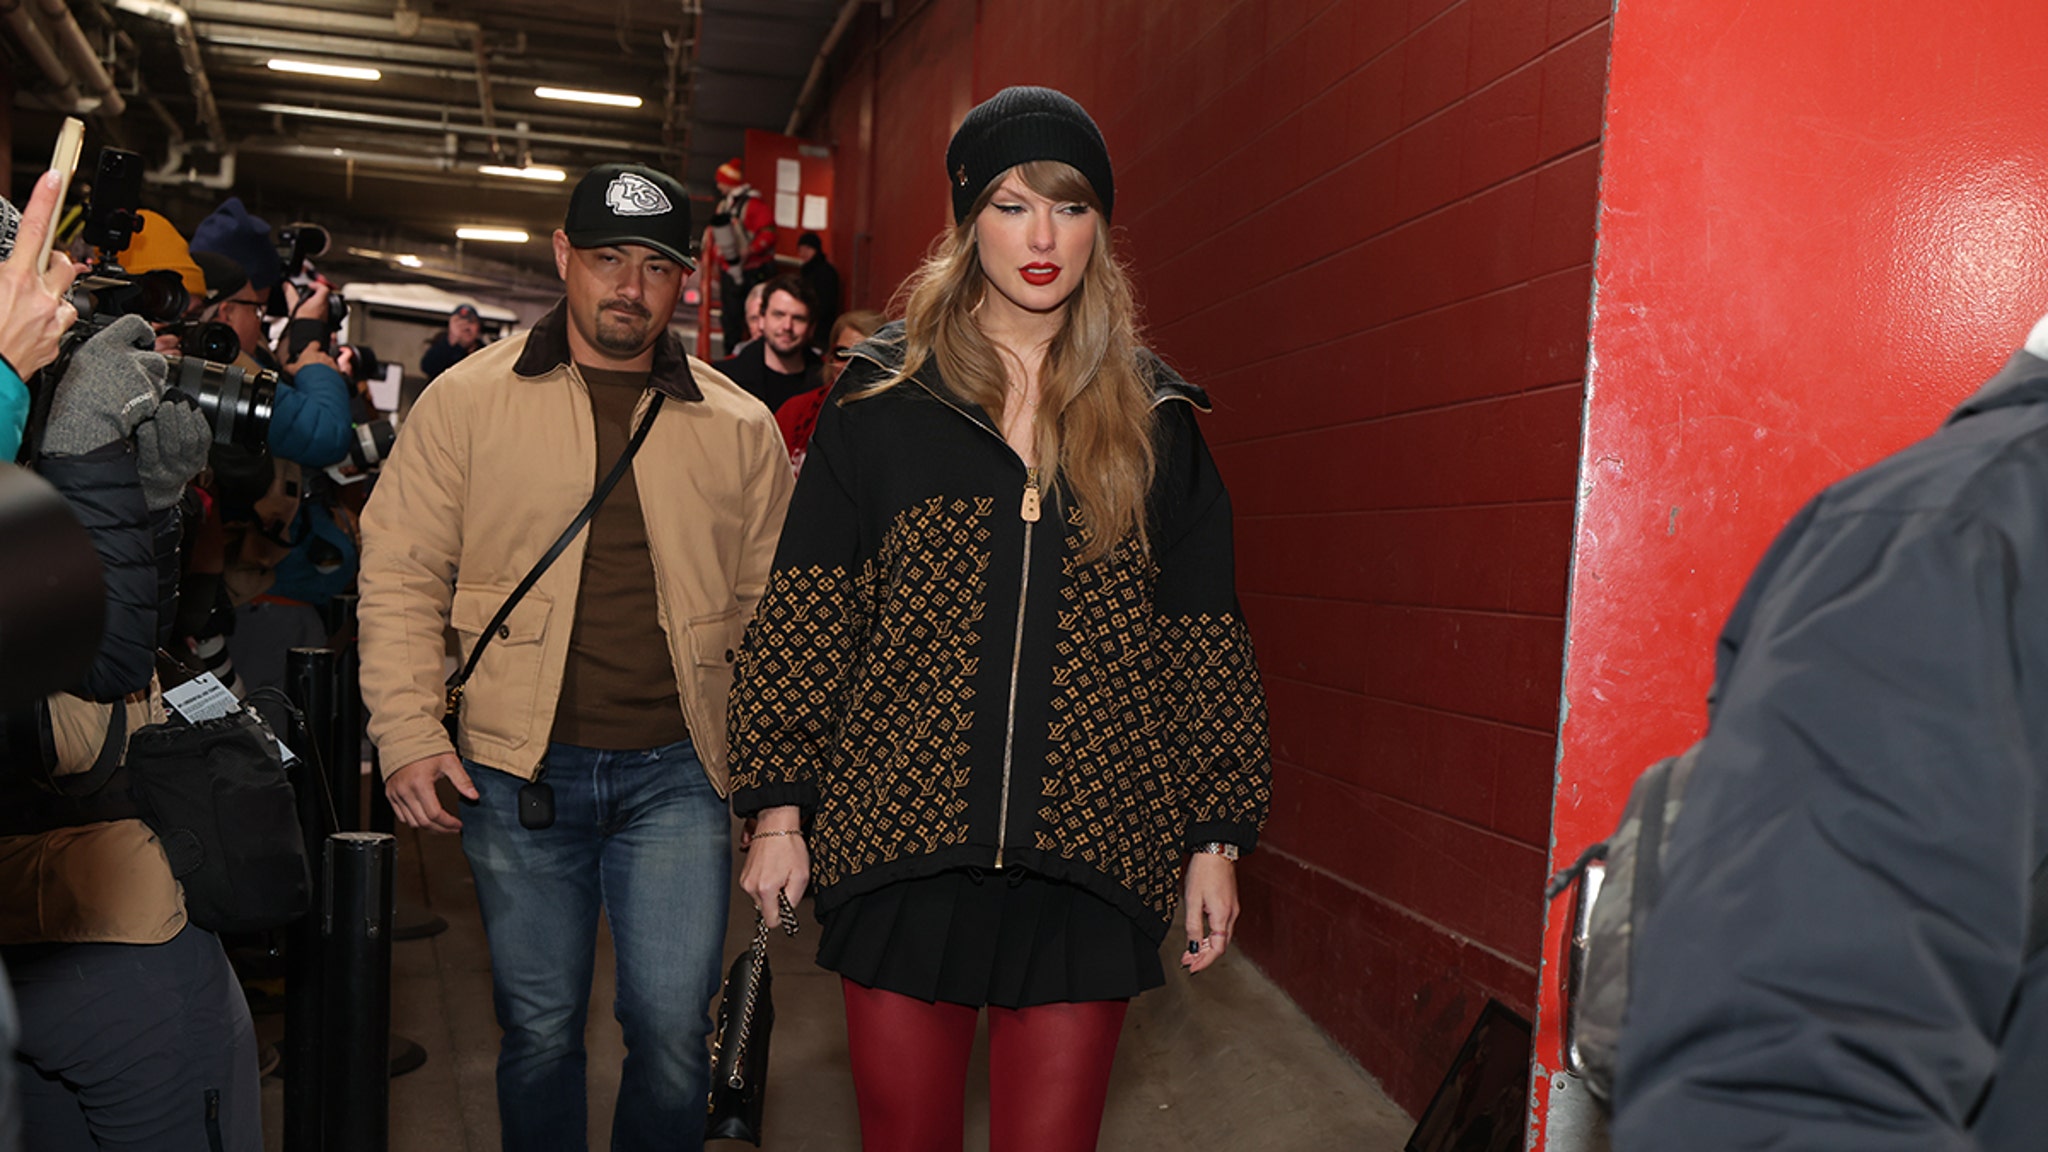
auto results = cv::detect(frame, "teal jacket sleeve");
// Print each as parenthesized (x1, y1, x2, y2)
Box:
(0, 357, 27, 461)
(267, 362, 353, 467)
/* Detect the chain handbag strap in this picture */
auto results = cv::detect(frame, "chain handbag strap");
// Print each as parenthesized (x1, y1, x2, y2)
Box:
(726, 891, 798, 1089)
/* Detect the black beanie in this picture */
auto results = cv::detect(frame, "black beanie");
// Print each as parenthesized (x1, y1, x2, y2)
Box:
(945, 86, 1114, 223)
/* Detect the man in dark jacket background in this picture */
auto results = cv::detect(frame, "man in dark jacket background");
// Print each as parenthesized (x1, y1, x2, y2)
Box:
(422, 302, 485, 381)
(1614, 312, 2048, 1151)
(712, 273, 822, 417)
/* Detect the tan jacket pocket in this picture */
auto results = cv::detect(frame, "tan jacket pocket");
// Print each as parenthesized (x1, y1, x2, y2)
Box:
(449, 584, 554, 750)
(683, 605, 747, 774)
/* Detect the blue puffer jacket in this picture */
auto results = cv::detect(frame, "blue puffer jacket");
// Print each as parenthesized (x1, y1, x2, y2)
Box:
(266, 362, 352, 468)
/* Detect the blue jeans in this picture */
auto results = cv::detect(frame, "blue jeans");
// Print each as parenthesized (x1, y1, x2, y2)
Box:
(462, 739, 731, 1152)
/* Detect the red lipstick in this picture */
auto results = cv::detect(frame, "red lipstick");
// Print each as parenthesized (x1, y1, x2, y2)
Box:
(1020, 262, 1061, 286)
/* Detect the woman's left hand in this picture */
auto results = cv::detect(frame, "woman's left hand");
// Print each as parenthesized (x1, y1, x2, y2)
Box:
(1180, 853, 1239, 975)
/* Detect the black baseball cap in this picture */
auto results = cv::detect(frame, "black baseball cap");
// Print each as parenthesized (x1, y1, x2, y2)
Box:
(563, 163, 695, 269)
(450, 303, 480, 321)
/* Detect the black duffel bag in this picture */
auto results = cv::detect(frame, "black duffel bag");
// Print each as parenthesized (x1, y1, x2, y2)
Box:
(124, 709, 312, 933)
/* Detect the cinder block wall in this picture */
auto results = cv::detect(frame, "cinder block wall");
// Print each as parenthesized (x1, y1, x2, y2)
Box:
(815, 0, 1611, 1114)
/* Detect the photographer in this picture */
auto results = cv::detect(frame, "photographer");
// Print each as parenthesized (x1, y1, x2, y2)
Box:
(0, 285, 245, 1145)
(422, 301, 484, 381)
(188, 198, 352, 469)
(0, 171, 86, 459)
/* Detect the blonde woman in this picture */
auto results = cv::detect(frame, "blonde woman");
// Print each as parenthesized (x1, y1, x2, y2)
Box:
(729, 87, 1271, 1152)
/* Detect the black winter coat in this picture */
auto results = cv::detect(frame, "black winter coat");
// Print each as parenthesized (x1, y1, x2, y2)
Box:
(36, 442, 164, 701)
(1614, 349, 2048, 1151)
(728, 329, 1271, 939)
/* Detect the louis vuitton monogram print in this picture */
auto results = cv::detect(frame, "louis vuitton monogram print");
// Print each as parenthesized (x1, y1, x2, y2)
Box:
(1037, 523, 1183, 919)
(729, 564, 860, 793)
(1156, 612, 1272, 839)
(1035, 517, 1272, 921)
(749, 495, 997, 889)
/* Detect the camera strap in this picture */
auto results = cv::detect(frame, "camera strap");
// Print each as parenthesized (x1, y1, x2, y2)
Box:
(445, 392, 666, 700)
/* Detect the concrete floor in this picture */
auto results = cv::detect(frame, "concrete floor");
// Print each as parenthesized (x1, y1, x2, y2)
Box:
(260, 819, 1413, 1150)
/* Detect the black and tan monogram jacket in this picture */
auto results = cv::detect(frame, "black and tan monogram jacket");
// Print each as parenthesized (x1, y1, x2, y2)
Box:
(728, 326, 1271, 940)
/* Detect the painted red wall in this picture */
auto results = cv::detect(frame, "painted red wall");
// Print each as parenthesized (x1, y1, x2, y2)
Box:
(1532, 1, 2048, 1145)
(810, 0, 1610, 1116)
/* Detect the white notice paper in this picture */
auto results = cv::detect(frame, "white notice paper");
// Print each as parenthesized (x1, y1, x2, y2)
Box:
(776, 157, 802, 194)
(164, 671, 300, 764)
(164, 672, 239, 723)
(802, 195, 829, 231)
(775, 190, 800, 229)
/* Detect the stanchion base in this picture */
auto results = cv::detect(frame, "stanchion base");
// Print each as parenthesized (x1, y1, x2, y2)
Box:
(259, 1043, 282, 1079)
(392, 903, 449, 941)
(390, 1035, 427, 1078)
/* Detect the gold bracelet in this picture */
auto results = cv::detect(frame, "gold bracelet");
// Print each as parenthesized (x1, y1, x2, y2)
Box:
(752, 829, 804, 838)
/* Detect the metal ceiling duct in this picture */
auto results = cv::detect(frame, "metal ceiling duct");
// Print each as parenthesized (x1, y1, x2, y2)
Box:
(30, 0, 126, 117)
(114, 0, 226, 150)
(1, 3, 87, 112)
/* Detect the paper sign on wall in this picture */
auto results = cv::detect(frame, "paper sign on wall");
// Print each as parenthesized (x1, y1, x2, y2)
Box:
(776, 158, 802, 193)
(775, 191, 800, 229)
(802, 195, 829, 230)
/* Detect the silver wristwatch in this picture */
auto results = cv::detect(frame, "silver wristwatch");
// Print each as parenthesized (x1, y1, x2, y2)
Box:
(1193, 841, 1240, 861)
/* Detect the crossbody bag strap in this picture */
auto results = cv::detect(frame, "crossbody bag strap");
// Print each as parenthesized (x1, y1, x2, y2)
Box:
(45, 696, 128, 798)
(445, 392, 667, 697)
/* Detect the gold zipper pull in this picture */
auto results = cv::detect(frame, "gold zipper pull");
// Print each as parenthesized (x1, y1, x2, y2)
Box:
(1020, 467, 1041, 523)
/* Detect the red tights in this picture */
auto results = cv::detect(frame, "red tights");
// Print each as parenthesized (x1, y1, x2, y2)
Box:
(841, 979, 1129, 1152)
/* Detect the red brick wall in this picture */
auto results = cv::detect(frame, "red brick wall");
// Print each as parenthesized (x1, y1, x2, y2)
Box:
(811, 0, 1610, 1116)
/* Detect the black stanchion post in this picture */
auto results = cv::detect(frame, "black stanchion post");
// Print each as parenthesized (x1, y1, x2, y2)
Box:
(324, 832, 395, 1152)
(283, 646, 338, 1152)
(329, 594, 364, 832)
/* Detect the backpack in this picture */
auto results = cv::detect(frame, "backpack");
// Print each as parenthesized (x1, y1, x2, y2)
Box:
(1544, 743, 1702, 1106)
(1548, 741, 2048, 1109)
(123, 708, 312, 933)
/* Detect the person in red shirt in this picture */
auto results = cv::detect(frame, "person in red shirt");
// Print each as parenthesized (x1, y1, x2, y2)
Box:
(704, 159, 778, 356)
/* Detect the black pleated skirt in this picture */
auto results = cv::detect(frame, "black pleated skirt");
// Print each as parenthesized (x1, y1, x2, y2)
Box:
(816, 867, 1164, 1008)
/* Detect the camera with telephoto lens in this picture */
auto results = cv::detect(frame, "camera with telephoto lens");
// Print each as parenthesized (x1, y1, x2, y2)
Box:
(161, 319, 242, 365)
(271, 222, 347, 329)
(335, 419, 396, 480)
(162, 353, 278, 449)
(60, 147, 193, 336)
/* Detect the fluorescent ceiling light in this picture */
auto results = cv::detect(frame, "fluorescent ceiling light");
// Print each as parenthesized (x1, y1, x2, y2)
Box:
(534, 86, 642, 109)
(395, 254, 424, 268)
(456, 227, 530, 243)
(268, 58, 382, 82)
(479, 164, 567, 183)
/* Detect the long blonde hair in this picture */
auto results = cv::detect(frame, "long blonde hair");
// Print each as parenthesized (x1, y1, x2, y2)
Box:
(857, 160, 1154, 563)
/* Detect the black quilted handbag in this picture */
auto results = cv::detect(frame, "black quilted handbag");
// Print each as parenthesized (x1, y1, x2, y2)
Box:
(707, 892, 797, 1144)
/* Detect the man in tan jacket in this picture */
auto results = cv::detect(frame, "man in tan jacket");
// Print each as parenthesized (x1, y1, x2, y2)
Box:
(358, 163, 791, 1152)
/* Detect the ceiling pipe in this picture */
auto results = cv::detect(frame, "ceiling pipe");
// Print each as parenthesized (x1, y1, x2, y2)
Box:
(194, 26, 478, 67)
(196, 26, 665, 73)
(187, 0, 476, 43)
(230, 101, 657, 152)
(783, 0, 864, 136)
(1, 3, 89, 112)
(113, 0, 226, 151)
(236, 139, 457, 173)
(472, 30, 503, 162)
(31, 0, 126, 118)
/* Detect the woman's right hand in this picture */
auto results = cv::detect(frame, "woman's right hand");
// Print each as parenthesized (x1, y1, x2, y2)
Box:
(0, 171, 81, 379)
(740, 804, 809, 930)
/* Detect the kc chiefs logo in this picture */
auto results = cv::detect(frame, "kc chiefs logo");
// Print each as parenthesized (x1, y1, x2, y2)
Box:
(605, 172, 673, 217)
